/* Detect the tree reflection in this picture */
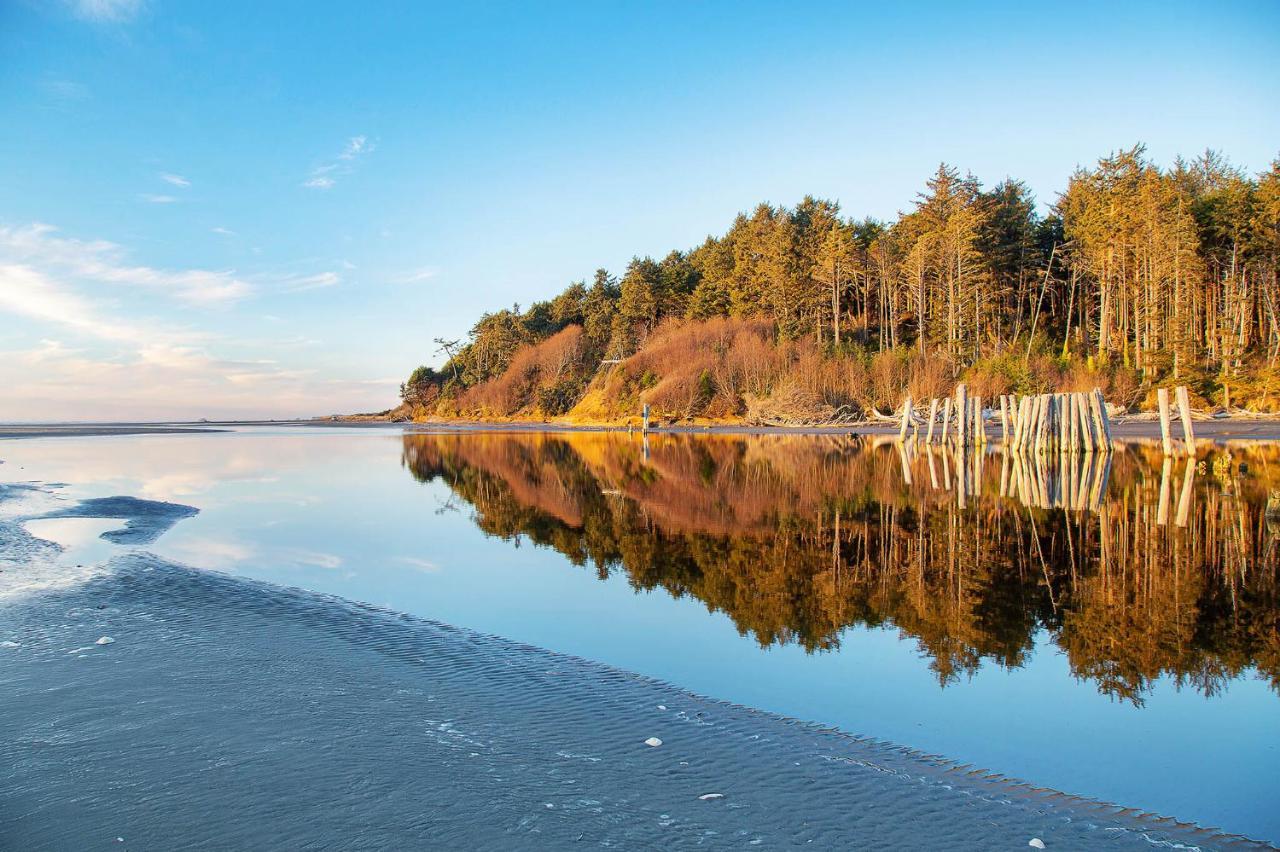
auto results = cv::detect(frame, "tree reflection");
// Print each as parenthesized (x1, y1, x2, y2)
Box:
(402, 432, 1280, 705)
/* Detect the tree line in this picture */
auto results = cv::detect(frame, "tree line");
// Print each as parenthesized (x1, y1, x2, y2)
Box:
(403, 146, 1280, 419)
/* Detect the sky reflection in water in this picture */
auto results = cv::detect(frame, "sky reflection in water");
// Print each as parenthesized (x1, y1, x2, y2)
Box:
(3, 426, 1278, 840)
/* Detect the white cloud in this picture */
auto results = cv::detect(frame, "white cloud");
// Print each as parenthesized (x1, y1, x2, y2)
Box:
(160, 173, 190, 188)
(396, 266, 438, 284)
(0, 223, 251, 305)
(211, 226, 236, 236)
(283, 271, 340, 293)
(339, 135, 370, 160)
(0, 224, 396, 421)
(303, 135, 374, 190)
(0, 263, 161, 344)
(69, 0, 142, 22)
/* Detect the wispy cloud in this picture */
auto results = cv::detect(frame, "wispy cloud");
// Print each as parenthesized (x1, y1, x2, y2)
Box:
(140, 193, 177, 204)
(0, 223, 393, 421)
(395, 266, 438, 284)
(41, 78, 90, 101)
(0, 223, 251, 305)
(303, 135, 374, 190)
(211, 226, 236, 236)
(283, 271, 341, 293)
(68, 0, 143, 22)
(160, 173, 190, 188)
(339, 135, 369, 160)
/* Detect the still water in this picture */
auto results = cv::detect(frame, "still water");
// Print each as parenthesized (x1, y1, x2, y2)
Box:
(2, 427, 1278, 841)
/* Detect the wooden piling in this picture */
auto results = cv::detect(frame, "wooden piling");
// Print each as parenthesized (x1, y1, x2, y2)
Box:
(1019, 395, 1033, 449)
(1067, 393, 1079, 452)
(1157, 388, 1174, 456)
(999, 396, 1009, 445)
(973, 395, 983, 445)
(1176, 385, 1196, 456)
(941, 398, 952, 445)
(1092, 388, 1113, 448)
(1077, 393, 1095, 453)
(955, 384, 968, 447)
(898, 395, 912, 442)
(926, 398, 938, 444)
(642, 403, 651, 434)
(1035, 394, 1050, 454)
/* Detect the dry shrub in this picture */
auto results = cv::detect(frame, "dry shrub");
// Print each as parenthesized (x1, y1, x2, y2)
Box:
(460, 325, 586, 416)
(869, 350, 906, 412)
(744, 381, 834, 425)
(906, 351, 954, 402)
(622, 317, 781, 419)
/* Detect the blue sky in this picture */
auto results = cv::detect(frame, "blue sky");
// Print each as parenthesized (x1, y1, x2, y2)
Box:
(2, 0, 1277, 421)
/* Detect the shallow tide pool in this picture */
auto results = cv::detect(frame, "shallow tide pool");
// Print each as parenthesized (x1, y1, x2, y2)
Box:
(2, 426, 1277, 843)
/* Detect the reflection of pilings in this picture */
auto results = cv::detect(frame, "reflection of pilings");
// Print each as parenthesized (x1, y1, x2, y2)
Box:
(1176, 458, 1195, 527)
(1157, 456, 1173, 525)
(903, 444, 1115, 513)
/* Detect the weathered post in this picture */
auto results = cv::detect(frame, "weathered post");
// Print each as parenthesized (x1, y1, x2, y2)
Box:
(642, 403, 651, 434)
(973, 395, 983, 446)
(1077, 393, 1095, 453)
(1157, 388, 1174, 456)
(1057, 394, 1069, 450)
(955, 384, 968, 447)
(898, 395, 913, 442)
(1034, 394, 1050, 454)
(1175, 385, 1197, 456)
(999, 395, 1009, 445)
(941, 397, 952, 445)
(1092, 388, 1113, 450)
(926, 398, 939, 444)
(1064, 391, 1075, 450)
(1018, 395, 1032, 450)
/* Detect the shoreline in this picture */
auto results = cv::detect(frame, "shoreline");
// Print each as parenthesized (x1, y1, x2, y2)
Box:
(7, 417, 1280, 442)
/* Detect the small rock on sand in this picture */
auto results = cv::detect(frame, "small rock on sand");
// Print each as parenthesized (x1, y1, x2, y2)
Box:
(96, 636, 115, 646)
(644, 737, 663, 747)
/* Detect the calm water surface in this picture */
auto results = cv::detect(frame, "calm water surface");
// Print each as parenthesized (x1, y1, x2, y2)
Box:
(2, 427, 1278, 841)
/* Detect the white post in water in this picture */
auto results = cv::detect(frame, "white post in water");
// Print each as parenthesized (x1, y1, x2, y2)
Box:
(941, 398, 952, 445)
(926, 398, 939, 444)
(1157, 388, 1174, 456)
(898, 395, 913, 442)
(1092, 388, 1113, 450)
(642, 403, 651, 434)
(955, 384, 968, 447)
(973, 395, 983, 446)
(1176, 385, 1197, 456)
(999, 396, 1009, 445)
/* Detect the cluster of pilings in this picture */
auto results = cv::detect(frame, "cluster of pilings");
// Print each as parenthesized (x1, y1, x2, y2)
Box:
(899, 384, 1114, 452)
